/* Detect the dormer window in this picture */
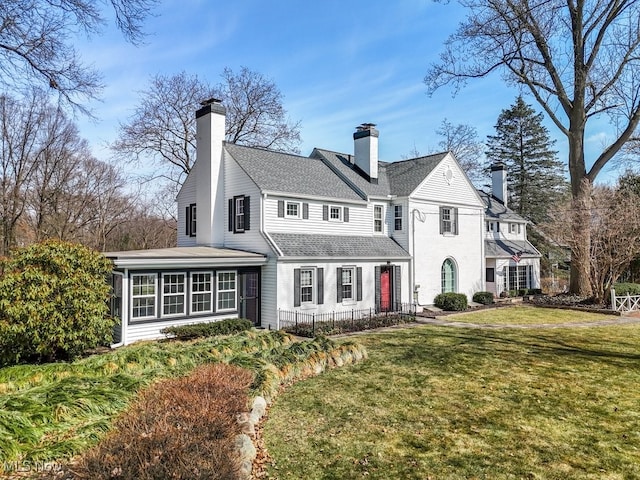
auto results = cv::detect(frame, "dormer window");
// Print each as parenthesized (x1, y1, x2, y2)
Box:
(286, 201, 300, 218)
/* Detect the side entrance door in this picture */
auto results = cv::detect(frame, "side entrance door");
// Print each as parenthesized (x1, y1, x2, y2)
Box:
(239, 269, 260, 326)
(380, 267, 391, 312)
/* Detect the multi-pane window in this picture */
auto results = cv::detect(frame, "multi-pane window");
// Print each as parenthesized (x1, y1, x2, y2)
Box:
(286, 202, 300, 218)
(235, 197, 245, 232)
(300, 269, 314, 303)
(509, 223, 522, 234)
(132, 274, 156, 319)
(374, 205, 383, 233)
(504, 265, 532, 291)
(162, 273, 185, 316)
(330, 206, 342, 221)
(217, 271, 237, 311)
(341, 268, 354, 300)
(441, 207, 455, 234)
(191, 272, 213, 313)
(441, 259, 456, 293)
(394, 205, 402, 231)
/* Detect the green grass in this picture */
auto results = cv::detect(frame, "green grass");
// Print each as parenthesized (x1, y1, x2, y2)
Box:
(446, 305, 618, 325)
(263, 311, 640, 479)
(0, 329, 344, 467)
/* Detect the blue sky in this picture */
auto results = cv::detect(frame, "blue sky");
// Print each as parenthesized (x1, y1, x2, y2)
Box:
(76, 0, 620, 184)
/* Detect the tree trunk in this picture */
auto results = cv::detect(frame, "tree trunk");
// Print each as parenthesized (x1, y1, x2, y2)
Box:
(569, 176, 593, 296)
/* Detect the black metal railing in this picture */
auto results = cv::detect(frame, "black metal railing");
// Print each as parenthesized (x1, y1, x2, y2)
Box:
(278, 303, 416, 337)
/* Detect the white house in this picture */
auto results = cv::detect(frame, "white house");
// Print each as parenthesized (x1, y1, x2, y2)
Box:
(106, 99, 539, 345)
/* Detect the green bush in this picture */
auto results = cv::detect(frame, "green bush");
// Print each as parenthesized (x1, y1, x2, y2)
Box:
(161, 318, 253, 340)
(509, 290, 518, 297)
(613, 283, 640, 296)
(472, 291, 494, 305)
(434, 293, 468, 311)
(527, 288, 543, 295)
(0, 240, 114, 365)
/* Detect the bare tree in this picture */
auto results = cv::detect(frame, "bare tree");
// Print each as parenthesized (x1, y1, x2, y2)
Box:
(112, 67, 302, 189)
(425, 0, 640, 296)
(0, 0, 157, 112)
(436, 118, 484, 184)
(544, 185, 640, 303)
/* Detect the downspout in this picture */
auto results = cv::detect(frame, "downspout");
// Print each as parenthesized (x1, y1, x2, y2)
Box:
(411, 208, 427, 306)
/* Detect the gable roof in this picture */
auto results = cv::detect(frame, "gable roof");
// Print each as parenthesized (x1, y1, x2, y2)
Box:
(225, 143, 362, 201)
(479, 190, 526, 222)
(269, 233, 410, 259)
(311, 149, 449, 199)
(385, 153, 448, 196)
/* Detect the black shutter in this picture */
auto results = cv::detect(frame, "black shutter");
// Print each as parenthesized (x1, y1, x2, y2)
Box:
(228, 199, 233, 231)
(356, 267, 362, 301)
(302, 203, 309, 219)
(317, 268, 324, 305)
(336, 267, 343, 302)
(212, 271, 217, 312)
(394, 265, 402, 310)
(344, 207, 349, 222)
(374, 266, 381, 311)
(185, 206, 191, 235)
(439, 207, 444, 234)
(322, 205, 328, 221)
(245, 196, 250, 231)
(293, 268, 301, 307)
(497, 222, 500, 232)
(453, 207, 458, 235)
(278, 200, 285, 217)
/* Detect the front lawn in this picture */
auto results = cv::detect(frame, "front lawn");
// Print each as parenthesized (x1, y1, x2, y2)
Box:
(445, 304, 619, 325)
(264, 309, 640, 479)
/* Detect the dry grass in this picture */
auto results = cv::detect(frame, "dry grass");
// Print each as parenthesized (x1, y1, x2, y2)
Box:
(63, 363, 252, 480)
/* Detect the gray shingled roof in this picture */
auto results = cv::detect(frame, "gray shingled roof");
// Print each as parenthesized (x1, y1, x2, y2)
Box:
(225, 143, 362, 201)
(385, 153, 448, 196)
(479, 190, 525, 221)
(312, 149, 448, 198)
(485, 239, 541, 258)
(269, 233, 410, 258)
(311, 149, 391, 197)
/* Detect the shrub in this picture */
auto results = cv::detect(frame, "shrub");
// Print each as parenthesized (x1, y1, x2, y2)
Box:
(434, 293, 468, 311)
(472, 291, 494, 305)
(527, 288, 543, 295)
(613, 283, 640, 296)
(161, 318, 253, 340)
(0, 240, 114, 365)
(509, 290, 518, 297)
(73, 363, 253, 480)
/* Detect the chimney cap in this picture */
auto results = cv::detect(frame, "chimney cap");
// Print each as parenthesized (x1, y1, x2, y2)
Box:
(490, 161, 507, 171)
(200, 97, 222, 106)
(356, 122, 377, 131)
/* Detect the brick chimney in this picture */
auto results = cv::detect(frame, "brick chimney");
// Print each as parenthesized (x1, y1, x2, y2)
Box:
(195, 98, 226, 246)
(491, 161, 507, 207)
(353, 123, 379, 183)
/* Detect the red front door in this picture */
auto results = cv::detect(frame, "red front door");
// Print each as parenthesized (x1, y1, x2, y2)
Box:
(380, 268, 391, 311)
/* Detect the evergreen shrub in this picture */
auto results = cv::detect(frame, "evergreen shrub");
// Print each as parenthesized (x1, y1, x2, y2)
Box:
(161, 318, 253, 340)
(0, 240, 114, 365)
(613, 283, 640, 296)
(472, 291, 494, 305)
(434, 293, 468, 311)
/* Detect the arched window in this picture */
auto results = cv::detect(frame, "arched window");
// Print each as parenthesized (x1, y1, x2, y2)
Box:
(441, 258, 457, 293)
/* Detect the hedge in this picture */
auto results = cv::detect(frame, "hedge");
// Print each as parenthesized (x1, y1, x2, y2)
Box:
(161, 318, 254, 340)
(472, 291, 494, 305)
(434, 292, 468, 311)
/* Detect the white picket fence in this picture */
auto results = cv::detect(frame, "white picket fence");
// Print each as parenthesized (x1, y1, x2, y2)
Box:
(610, 289, 640, 312)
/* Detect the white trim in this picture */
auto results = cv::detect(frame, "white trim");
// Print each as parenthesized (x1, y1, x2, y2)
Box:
(131, 273, 157, 321)
(299, 267, 316, 306)
(328, 205, 343, 222)
(216, 270, 237, 312)
(190, 271, 214, 314)
(161, 272, 187, 318)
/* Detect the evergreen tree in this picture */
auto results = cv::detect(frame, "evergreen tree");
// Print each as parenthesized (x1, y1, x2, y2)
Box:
(486, 96, 567, 224)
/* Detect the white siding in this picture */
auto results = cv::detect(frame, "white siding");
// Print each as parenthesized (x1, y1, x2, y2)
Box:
(484, 220, 528, 242)
(413, 154, 484, 208)
(264, 196, 374, 236)
(123, 313, 239, 345)
(410, 199, 485, 304)
(275, 259, 410, 318)
(223, 154, 271, 253)
(260, 258, 278, 330)
(177, 164, 198, 247)
(390, 200, 409, 250)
